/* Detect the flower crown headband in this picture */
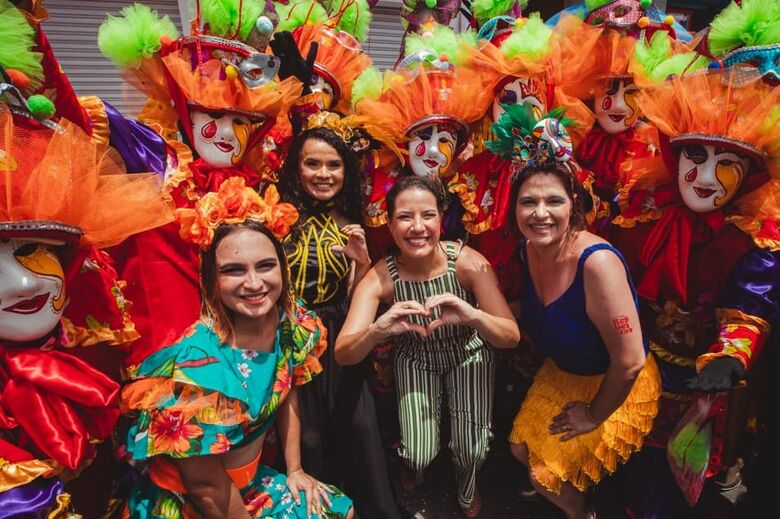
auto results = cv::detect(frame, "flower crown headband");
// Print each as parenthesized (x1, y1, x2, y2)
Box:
(176, 177, 299, 249)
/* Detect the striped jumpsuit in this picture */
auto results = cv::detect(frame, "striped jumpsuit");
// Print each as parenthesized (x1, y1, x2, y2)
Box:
(385, 241, 496, 508)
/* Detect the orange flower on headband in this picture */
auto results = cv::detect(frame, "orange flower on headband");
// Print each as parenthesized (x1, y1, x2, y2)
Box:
(175, 178, 299, 248)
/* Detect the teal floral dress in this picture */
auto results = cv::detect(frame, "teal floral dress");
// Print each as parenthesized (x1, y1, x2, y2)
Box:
(120, 304, 353, 518)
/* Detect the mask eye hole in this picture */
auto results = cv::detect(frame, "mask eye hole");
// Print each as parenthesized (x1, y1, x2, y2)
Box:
(683, 144, 708, 165)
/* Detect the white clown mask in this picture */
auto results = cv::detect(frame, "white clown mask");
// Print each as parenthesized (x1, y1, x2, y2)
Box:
(310, 73, 336, 110)
(594, 78, 640, 135)
(533, 118, 573, 163)
(492, 77, 546, 123)
(407, 124, 458, 177)
(677, 143, 750, 213)
(191, 109, 253, 168)
(0, 239, 66, 342)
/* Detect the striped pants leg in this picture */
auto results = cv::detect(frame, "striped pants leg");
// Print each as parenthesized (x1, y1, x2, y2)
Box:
(446, 348, 495, 508)
(395, 354, 444, 486)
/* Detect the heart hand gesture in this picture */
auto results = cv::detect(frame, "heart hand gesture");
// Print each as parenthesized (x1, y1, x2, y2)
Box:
(373, 301, 428, 338)
(424, 293, 479, 333)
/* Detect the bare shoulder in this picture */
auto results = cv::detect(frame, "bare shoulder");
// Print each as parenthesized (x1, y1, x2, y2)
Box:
(580, 242, 628, 291)
(455, 244, 492, 271)
(364, 258, 395, 304)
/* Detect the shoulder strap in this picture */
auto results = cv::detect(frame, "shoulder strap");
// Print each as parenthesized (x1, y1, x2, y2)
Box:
(385, 255, 400, 283)
(445, 241, 459, 271)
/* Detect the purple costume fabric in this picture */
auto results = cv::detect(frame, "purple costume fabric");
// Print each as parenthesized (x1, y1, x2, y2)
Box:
(0, 478, 64, 519)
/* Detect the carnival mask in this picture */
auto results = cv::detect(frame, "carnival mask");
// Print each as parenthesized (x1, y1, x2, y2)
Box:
(407, 123, 458, 177)
(585, 0, 643, 30)
(191, 109, 253, 168)
(0, 239, 66, 342)
(492, 77, 546, 123)
(311, 73, 336, 110)
(677, 144, 750, 213)
(595, 78, 640, 135)
(722, 44, 780, 84)
(533, 118, 573, 163)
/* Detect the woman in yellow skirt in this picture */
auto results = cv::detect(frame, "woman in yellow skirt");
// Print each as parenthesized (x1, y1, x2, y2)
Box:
(491, 106, 661, 519)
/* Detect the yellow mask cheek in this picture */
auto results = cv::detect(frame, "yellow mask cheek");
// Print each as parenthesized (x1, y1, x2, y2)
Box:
(624, 91, 640, 127)
(438, 140, 454, 174)
(15, 245, 66, 311)
(714, 161, 745, 207)
(231, 121, 251, 165)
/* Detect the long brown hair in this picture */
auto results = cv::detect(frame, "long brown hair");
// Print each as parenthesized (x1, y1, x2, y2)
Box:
(199, 220, 294, 343)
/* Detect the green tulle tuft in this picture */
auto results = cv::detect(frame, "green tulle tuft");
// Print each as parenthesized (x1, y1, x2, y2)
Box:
(27, 94, 55, 120)
(709, 0, 780, 56)
(351, 67, 382, 106)
(404, 23, 476, 65)
(649, 53, 708, 83)
(324, 0, 372, 43)
(0, 0, 43, 90)
(198, 0, 264, 41)
(98, 4, 179, 67)
(500, 12, 553, 61)
(275, 0, 328, 32)
(471, 0, 527, 25)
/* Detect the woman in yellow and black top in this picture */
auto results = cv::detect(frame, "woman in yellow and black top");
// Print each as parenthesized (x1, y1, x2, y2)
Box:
(279, 123, 403, 519)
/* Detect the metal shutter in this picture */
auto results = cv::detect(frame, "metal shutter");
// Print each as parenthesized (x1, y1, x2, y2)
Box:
(364, 3, 405, 70)
(42, 0, 183, 116)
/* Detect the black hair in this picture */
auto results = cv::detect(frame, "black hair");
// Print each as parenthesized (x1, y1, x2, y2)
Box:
(507, 163, 587, 233)
(199, 220, 293, 343)
(386, 175, 450, 219)
(279, 127, 365, 235)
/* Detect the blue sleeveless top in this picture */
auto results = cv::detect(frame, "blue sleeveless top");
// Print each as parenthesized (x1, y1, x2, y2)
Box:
(520, 242, 645, 376)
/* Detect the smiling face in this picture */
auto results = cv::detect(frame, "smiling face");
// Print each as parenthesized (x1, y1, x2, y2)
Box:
(299, 138, 345, 202)
(533, 118, 573, 163)
(191, 109, 253, 167)
(677, 144, 750, 213)
(492, 76, 546, 123)
(389, 188, 442, 259)
(216, 228, 283, 323)
(594, 78, 640, 135)
(0, 239, 66, 342)
(515, 173, 574, 248)
(407, 124, 458, 177)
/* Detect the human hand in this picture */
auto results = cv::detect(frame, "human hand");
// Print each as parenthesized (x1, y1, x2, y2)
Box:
(268, 31, 318, 94)
(424, 292, 479, 333)
(686, 356, 745, 393)
(286, 469, 333, 518)
(373, 300, 428, 339)
(333, 224, 370, 267)
(549, 401, 599, 441)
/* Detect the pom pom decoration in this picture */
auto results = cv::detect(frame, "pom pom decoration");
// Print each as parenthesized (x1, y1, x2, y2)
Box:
(26, 94, 56, 120)
(98, 4, 179, 67)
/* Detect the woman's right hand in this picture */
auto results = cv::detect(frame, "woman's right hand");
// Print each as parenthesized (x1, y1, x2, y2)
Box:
(286, 469, 333, 518)
(372, 300, 428, 339)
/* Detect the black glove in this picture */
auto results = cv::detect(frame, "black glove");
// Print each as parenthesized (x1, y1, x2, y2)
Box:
(686, 356, 746, 392)
(268, 31, 318, 95)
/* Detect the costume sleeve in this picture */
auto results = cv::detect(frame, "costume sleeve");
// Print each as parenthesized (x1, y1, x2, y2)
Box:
(697, 249, 780, 372)
(121, 329, 253, 461)
(284, 304, 327, 387)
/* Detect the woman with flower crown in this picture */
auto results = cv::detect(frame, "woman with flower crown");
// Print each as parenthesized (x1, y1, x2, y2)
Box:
(278, 110, 402, 519)
(119, 179, 354, 518)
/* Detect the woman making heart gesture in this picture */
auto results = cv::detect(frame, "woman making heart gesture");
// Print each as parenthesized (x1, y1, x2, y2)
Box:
(335, 175, 520, 518)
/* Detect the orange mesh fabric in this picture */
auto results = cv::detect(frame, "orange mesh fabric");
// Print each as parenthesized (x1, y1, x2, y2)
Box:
(0, 109, 173, 248)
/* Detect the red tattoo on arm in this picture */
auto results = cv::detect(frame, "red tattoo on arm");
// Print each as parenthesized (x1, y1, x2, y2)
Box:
(612, 316, 633, 335)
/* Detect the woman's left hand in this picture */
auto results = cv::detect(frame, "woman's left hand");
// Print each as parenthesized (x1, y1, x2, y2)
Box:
(424, 292, 480, 333)
(334, 224, 370, 266)
(286, 469, 333, 517)
(549, 401, 599, 441)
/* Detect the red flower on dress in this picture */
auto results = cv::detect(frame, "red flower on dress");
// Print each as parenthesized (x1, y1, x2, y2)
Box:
(244, 489, 275, 514)
(209, 433, 232, 454)
(149, 410, 203, 454)
(272, 365, 292, 397)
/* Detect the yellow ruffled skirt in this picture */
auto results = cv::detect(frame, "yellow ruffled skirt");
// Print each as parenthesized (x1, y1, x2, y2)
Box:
(509, 356, 661, 494)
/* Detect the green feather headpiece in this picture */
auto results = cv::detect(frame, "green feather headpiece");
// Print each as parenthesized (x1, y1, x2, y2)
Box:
(486, 102, 574, 164)
(471, 0, 528, 26)
(500, 12, 553, 61)
(709, 0, 780, 57)
(198, 0, 265, 41)
(633, 31, 708, 84)
(351, 66, 383, 106)
(98, 4, 179, 68)
(275, 0, 328, 32)
(0, 0, 43, 89)
(324, 0, 372, 43)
